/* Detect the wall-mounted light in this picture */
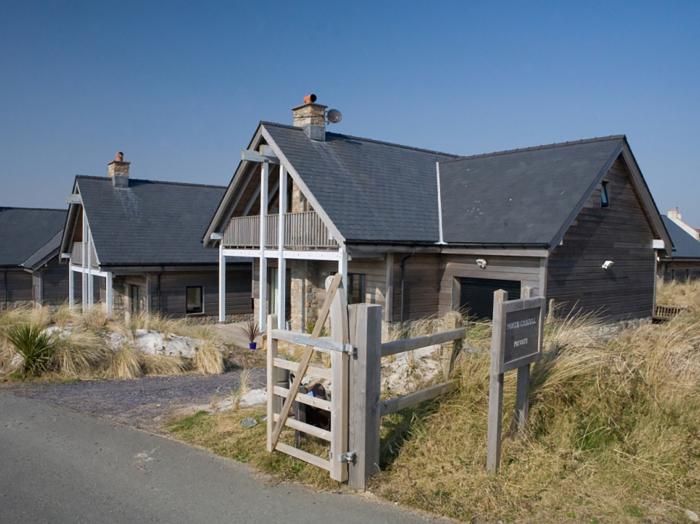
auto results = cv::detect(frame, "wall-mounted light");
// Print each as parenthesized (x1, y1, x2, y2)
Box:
(602, 260, 614, 270)
(476, 258, 488, 270)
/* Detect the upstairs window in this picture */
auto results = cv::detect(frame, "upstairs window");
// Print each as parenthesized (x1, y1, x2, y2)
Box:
(186, 286, 204, 314)
(348, 273, 366, 304)
(601, 181, 610, 208)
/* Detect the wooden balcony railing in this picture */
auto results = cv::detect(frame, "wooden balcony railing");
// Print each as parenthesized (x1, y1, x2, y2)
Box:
(223, 211, 337, 250)
(71, 241, 99, 268)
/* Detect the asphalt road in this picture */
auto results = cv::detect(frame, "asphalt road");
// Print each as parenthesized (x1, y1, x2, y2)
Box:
(0, 392, 439, 524)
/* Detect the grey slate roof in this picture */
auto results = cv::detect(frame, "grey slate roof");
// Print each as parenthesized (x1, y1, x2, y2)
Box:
(263, 123, 625, 246)
(76, 177, 225, 266)
(662, 216, 700, 260)
(21, 230, 64, 270)
(439, 137, 624, 245)
(264, 123, 459, 243)
(0, 207, 66, 268)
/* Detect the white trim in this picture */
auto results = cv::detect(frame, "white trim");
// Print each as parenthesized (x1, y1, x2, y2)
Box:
(222, 248, 341, 261)
(218, 243, 226, 322)
(338, 246, 348, 290)
(652, 239, 665, 250)
(105, 272, 113, 317)
(435, 161, 446, 245)
(261, 125, 346, 247)
(441, 248, 550, 258)
(68, 264, 74, 309)
(69, 264, 110, 278)
(259, 161, 269, 330)
(277, 165, 287, 329)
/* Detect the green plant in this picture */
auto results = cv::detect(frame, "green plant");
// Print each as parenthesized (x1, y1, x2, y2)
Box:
(4, 323, 56, 377)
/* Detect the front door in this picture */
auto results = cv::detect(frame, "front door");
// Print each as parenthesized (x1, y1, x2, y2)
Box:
(458, 277, 521, 320)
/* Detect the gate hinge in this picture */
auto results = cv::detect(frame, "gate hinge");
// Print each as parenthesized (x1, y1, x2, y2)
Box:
(340, 451, 356, 464)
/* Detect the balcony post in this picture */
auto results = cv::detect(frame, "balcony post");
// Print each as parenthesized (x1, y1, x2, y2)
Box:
(277, 165, 287, 329)
(68, 264, 74, 309)
(218, 243, 226, 322)
(338, 245, 348, 291)
(258, 161, 269, 330)
(86, 221, 93, 307)
(105, 271, 113, 318)
(81, 211, 87, 311)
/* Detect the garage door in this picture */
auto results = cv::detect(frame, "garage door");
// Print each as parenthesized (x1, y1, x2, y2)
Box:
(458, 277, 521, 320)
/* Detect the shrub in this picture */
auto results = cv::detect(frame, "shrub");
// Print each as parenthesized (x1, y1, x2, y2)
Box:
(52, 330, 108, 378)
(4, 323, 56, 378)
(194, 342, 224, 375)
(104, 346, 142, 380)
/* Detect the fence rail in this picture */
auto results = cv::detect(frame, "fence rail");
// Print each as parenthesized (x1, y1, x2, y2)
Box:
(223, 211, 337, 249)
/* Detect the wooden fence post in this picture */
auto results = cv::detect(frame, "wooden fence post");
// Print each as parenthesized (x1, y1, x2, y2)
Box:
(329, 276, 349, 482)
(515, 286, 532, 433)
(441, 310, 464, 380)
(348, 303, 383, 490)
(266, 314, 288, 452)
(487, 290, 507, 473)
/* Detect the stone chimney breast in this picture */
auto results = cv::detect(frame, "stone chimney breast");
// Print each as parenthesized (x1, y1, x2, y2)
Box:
(108, 151, 130, 188)
(292, 94, 327, 141)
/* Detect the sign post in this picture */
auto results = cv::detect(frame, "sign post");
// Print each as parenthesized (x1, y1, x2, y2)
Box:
(486, 286, 545, 473)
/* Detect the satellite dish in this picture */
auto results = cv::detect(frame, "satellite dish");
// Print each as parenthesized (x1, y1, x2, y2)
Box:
(327, 108, 342, 124)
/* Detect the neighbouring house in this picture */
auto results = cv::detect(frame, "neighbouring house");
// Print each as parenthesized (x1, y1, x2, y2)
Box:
(204, 95, 671, 330)
(0, 207, 68, 308)
(59, 153, 253, 319)
(658, 208, 700, 281)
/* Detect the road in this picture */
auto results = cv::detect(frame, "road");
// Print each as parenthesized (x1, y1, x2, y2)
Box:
(0, 392, 439, 524)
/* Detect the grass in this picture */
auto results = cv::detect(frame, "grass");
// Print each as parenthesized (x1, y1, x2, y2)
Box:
(169, 280, 700, 523)
(0, 304, 231, 381)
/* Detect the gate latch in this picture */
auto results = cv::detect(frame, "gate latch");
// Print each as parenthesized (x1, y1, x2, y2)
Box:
(340, 451, 356, 464)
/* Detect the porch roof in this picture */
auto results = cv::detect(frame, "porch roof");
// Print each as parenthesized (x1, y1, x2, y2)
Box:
(0, 207, 66, 268)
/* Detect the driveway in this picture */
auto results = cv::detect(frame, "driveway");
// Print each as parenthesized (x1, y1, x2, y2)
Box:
(0, 392, 440, 523)
(1, 370, 266, 431)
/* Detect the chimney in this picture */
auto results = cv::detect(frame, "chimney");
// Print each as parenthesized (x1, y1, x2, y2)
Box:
(292, 94, 327, 141)
(667, 207, 682, 221)
(108, 151, 130, 188)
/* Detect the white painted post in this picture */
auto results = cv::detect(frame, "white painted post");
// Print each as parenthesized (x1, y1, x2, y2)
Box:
(277, 165, 287, 329)
(81, 211, 87, 311)
(487, 289, 507, 474)
(259, 161, 269, 330)
(328, 275, 349, 482)
(105, 272, 113, 317)
(86, 221, 93, 307)
(218, 244, 226, 322)
(348, 303, 383, 490)
(68, 266, 74, 309)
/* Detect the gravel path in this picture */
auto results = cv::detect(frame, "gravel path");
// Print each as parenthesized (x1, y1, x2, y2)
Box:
(1, 369, 265, 431)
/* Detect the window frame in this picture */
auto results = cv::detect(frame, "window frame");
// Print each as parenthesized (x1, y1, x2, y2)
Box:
(600, 181, 610, 208)
(185, 285, 204, 315)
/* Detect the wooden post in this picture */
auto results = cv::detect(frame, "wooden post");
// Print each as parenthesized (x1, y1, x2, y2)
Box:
(329, 275, 349, 482)
(259, 161, 269, 331)
(515, 286, 532, 433)
(277, 165, 287, 329)
(218, 245, 226, 322)
(487, 289, 507, 474)
(348, 303, 383, 490)
(441, 310, 464, 380)
(266, 314, 284, 452)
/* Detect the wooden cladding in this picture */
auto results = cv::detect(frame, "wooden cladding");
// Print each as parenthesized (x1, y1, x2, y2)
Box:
(223, 211, 337, 250)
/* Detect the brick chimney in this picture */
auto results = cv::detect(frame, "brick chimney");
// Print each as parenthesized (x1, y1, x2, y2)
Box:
(667, 207, 682, 221)
(292, 94, 327, 141)
(108, 151, 130, 188)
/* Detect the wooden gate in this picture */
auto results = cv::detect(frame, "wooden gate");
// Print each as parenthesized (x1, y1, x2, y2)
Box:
(265, 273, 351, 482)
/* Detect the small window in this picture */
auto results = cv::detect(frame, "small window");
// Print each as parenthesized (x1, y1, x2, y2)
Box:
(348, 273, 366, 304)
(186, 286, 204, 314)
(600, 181, 610, 208)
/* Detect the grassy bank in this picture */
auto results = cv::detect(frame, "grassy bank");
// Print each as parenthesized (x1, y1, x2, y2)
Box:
(169, 283, 698, 521)
(0, 305, 235, 381)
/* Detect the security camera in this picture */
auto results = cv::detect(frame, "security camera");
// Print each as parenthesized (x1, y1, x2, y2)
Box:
(476, 258, 488, 270)
(602, 260, 614, 270)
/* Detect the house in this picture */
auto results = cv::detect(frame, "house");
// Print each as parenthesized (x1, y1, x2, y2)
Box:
(59, 153, 253, 319)
(204, 96, 671, 330)
(658, 208, 700, 281)
(0, 207, 68, 308)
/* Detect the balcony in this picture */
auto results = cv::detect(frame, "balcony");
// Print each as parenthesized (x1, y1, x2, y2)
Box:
(223, 211, 338, 250)
(70, 241, 99, 268)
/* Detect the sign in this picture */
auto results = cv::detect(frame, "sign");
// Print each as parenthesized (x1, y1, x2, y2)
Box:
(501, 302, 544, 372)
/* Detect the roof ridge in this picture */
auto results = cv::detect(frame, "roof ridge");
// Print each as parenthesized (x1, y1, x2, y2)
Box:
(75, 175, 227, 190)
(260, 121, 461, 158)
(0, 206, 66, 212)
(440, 135, 626, 164)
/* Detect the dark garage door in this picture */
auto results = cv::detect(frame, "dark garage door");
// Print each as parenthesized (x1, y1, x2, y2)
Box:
(458, 277, 521, 320)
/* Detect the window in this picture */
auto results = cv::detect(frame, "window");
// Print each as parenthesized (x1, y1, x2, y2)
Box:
(348, 273, 366, 304)
(186, 286, 204, 314)
(600, 181, 610, 207)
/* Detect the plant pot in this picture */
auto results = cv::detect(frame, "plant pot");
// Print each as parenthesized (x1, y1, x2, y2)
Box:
(248, 342, 257, 350)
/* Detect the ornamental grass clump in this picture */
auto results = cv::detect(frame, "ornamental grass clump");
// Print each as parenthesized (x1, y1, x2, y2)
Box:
(194, 342, 224, 375)
(4, 323, 56, 378)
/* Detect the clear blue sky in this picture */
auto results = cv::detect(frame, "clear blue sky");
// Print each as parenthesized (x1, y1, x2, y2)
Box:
(1, 1, 698, 224)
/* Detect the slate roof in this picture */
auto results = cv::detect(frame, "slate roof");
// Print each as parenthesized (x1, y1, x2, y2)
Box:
(662, 216, 700, 260)
(0, 207, 66, 268)
(263, 123, 626, 246)
(73, 177, 226, 266)
(21, 230, 64, 270)
(439, 137, 624, 245)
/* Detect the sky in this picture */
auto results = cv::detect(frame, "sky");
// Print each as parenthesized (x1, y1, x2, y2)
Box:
(1, 1, 698, 224)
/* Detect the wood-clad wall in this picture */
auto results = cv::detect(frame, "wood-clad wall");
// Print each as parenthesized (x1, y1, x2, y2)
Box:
(1, 270, 33, 305)
(391, 254, 442, 322)
(547, 156, 656, 320)
(39, 258, 69, 306)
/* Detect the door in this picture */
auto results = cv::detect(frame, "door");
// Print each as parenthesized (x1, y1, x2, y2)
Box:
(129, 285, 142, 315)
(458, 277, 521, 320)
